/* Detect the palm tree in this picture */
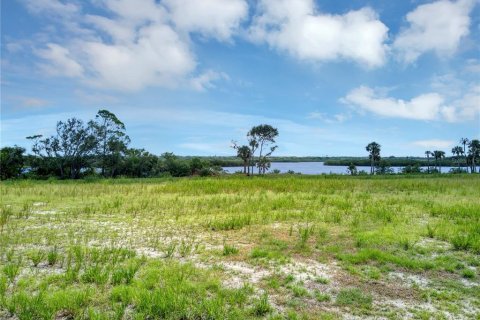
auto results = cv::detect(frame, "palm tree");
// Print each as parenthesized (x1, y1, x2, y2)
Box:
(468, 139, 480, 173)
(366, 142, 381, 175)
(460, 138, 469, 168)
(451, 146, 464, 169)
(235, 145, 252, 175)
(425, 150, 432, 173)
(433, 150, 445, 173)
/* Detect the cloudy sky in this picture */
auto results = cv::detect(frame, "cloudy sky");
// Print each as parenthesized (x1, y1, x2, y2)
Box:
(1, 0, 479, 156)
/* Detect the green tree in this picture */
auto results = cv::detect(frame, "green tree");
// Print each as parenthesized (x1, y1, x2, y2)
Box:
(433, 150, 445, 173)
(460, 137, 469, 168)
(451, 146, 464, 169)
(247, 124, 279, 175)
(467, 139, 480, 173)
(28, 118, 97, 179)
(120, 148, 159, 178)
(90, 110, 130, 177)
(365, 142, 381, 175)
(347, 163, 357, 176)
(232, 144, 252, 175)
(425, 150, 432, 174)
(0, 146, 25, 180)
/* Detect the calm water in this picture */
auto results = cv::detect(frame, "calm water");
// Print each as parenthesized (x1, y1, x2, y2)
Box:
(222, 162, 455, 175)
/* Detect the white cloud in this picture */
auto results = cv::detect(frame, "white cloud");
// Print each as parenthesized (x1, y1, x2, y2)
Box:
(393, 0, 475, 63)
(81, 24, 196, 91)
(342, 83, 480, 122)
(307, 111, 350, 123)
(21, 0, 79, 16)
(164, 0, 248, 41)
(341, 86, 446, 120)
(412, 139, 454, 149)
(37, 43, 84, 78)
(26, 0, 244, 91)
(248, 0, 389, 67)
(190, 70, 229, 91)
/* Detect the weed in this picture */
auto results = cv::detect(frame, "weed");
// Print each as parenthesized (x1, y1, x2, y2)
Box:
(3, 263, 20, 283)
(315, 291, 331, 302)
(164, 241, 177, 258)
(461, 269, 476, 279)
(222, 243, 239, 256)
(251, 294, 271, 316)
(336, 288, 372, 309)
(315, 277, 329, 284)
(28, 249, 45, 267)
(47, 247, 59, 266)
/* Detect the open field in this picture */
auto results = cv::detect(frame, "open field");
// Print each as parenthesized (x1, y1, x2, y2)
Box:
(0, 175, 479, 319)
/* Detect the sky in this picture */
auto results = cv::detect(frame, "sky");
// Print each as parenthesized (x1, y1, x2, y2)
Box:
(1, 0, 479, 157)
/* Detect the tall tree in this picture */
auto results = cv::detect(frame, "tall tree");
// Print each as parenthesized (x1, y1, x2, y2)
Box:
(460, 138, 469, 168)
(232, 143, 252, 175)
(468, 139, 480, 173)
(451, 146, 464, 169)
(0, 146, 25, 180)
(365, 142, 381, 175)
(433, 150, 445, 173)
(247, 124, 279, 174)
(425, 150, 432, 174)
(28, 118, 97, 179)
(90, 110, 130, 177)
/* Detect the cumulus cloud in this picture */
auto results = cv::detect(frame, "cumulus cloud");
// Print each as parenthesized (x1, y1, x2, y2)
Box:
(26, 0, 246, 91)
(164, 0, 248, 41)
(248, 0, 389, 67)
(37, 43, 84, 78)
(393, 0, 475, 63)
(341, 84, 480, 122)
(341, 86, 446, 120)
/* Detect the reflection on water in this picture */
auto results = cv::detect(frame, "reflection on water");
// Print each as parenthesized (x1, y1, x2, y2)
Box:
(222, 162, 454, 175)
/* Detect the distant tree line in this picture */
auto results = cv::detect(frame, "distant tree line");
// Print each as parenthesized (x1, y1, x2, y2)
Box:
(345, 139, 480, 176)
(0, 110, 222, 180)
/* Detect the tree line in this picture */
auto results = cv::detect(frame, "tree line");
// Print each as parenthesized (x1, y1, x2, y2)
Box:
(0, 110, 222, 180)
(353, 138, 480, 175)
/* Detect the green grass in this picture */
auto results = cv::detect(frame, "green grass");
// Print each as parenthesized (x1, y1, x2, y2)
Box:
(0, 175, 479, 319)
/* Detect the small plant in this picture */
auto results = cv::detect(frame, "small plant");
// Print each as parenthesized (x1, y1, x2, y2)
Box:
(0, 206, 13, 233)
(297, 224, 314, 249)
(223, 243, 239, 256)
(426, 224, 436, 238)
(178, 239, 195, 257)
(462, 269, 476, 279)
(164, 241, 177, 258)
(399, 238, 414, 251)
(451, 234, 472, 251)
(111, 262, 140, 285)
(28, 250, 45, 267)
(315, 276, 329, 284)
(3, 263, 20, 283)
(315, 291, 331, 302)
(251, 293, 271, 316)
(290, 284, 309, 297)
(47, 247, 59, 266)
(336, 288, 372, 309)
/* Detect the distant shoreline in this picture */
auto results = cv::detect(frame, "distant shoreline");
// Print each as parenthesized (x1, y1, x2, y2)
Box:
(182, 156, 463, 167)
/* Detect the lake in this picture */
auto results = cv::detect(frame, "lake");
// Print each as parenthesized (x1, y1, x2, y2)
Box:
(222, 162, 455, 175)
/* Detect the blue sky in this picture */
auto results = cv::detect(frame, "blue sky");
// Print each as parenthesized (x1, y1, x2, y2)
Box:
(1, 0, 479, 156)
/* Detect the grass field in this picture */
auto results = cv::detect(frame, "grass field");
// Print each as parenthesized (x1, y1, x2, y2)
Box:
(1, 175, 479, 319)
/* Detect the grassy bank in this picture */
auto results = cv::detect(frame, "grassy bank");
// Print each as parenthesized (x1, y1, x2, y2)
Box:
(1, 175, 479, 319)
